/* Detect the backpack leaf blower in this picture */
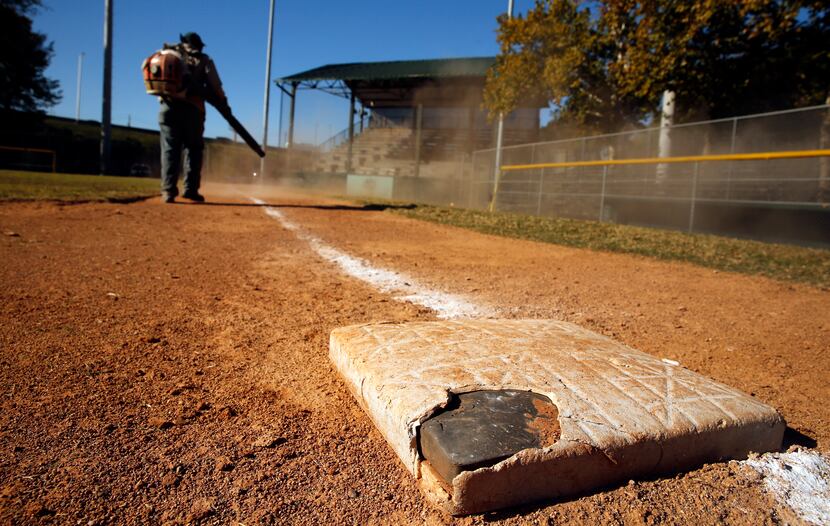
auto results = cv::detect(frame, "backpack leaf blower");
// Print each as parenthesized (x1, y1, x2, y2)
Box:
(142, 49, 266, 158)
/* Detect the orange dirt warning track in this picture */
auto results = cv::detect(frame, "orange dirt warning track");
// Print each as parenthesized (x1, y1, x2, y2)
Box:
(0, 184, 828, 524)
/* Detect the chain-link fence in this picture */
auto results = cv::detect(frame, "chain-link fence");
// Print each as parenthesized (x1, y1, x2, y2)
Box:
(466, 105, 830, 242)
(271, 104, 829, 243)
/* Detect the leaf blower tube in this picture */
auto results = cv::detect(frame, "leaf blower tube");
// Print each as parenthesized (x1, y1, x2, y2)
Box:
(207, 94, 265, 158)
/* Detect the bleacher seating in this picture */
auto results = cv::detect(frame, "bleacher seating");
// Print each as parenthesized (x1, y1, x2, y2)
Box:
(313, 125, 537, 177)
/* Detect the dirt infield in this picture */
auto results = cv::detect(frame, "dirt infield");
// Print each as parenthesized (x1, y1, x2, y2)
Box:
(1, 184, 827, 524)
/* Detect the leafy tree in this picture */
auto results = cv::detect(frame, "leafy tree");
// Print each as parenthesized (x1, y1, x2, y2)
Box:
(604, 0, 829, 120)
(484, 0, 830, 130)
(484, 0, 651, 134)
(0, 0, 61, 112)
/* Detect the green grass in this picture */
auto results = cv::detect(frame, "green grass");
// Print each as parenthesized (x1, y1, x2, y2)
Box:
(0, 170, 159, 202)
(386, 203, 830, 288)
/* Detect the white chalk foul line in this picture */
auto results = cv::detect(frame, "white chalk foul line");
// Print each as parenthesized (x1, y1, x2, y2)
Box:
(252, 197, 829, 524)
(744, 449, 830, 525)
(251, 198, 493, 320)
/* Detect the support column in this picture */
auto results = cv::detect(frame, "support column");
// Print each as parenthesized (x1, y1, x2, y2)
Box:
(287, 82, 298, 148)
(285, 82, 297, 174)
(285, 83, 297, 176)
(277, 88, 284, 147)
(347, 91, 356, 173)
(414, 104, 423, 178)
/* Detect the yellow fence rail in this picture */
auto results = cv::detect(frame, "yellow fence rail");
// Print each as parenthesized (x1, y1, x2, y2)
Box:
(501, 149, 830, 172)
(0, 146, 57, 173)
(488, 148, 830, 230)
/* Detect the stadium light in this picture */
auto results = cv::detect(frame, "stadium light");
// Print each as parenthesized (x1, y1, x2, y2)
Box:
(75, 53, 84, 123)
(490, 0, 514, 211)
(260, 0, 276, 180)
(100, 0, 113, 175)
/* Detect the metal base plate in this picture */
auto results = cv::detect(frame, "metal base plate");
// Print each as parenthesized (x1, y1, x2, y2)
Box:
(418, 390, 560, 484)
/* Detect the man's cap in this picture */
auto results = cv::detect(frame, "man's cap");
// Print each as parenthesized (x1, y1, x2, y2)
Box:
(179, 32, 205, 50)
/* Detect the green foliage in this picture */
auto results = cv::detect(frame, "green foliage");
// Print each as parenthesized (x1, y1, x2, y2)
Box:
(0, 114, 161, 176)
(484, 1, 651, 133)
(605, 0, 830, 120)
(390, 204, 830, 288)
(0, 170, 158, 202)
(0, 0, 61, 112)
(485, 0, 830, 130)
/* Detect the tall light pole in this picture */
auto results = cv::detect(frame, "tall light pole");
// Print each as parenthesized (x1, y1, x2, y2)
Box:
(489, 0, 514, 212)
(100, 0, 113, 175)
(260, 0, 276, 180)
(75, 52, 84, 122)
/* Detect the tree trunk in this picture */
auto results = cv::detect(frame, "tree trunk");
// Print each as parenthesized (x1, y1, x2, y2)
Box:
(656, 90, 675, 183)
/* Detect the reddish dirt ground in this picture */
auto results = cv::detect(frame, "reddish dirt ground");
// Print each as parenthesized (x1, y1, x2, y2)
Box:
(0, 184, 827, 525)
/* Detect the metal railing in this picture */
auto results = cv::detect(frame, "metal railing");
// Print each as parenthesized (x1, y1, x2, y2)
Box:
(478, 103, 830, 158)
(494, 149, 830, 233)
(469, 104, 830, 238)
(318, 113, 372, 152)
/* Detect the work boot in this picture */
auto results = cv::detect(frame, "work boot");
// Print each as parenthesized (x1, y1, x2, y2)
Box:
(162, 192, 176, 203)
(182, 191, 205, 203)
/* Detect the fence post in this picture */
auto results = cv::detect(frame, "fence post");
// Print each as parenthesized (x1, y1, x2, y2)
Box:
(599, 165, 608, 221)
(726, 117, 737, 199)
(413, 103, 423, 178)
(532, 144, 544, 215)
(820, 99, 830, 201)
(466, 152, 473, 209)
(688, 162, 699, 233)
(488, 149, 502, 212)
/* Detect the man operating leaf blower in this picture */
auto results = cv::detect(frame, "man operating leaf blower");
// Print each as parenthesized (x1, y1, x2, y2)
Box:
(142, 32, 264, 203)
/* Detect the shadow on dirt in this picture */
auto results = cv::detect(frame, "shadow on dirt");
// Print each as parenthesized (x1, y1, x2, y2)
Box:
(175, 201, 417, 212)
(782, 426, 817, 449)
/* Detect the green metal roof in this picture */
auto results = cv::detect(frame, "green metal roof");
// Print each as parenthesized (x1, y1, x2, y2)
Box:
(278, 56, 495, 82)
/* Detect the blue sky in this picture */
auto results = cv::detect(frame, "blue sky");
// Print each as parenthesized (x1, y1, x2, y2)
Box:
(32, 1, 531, 146)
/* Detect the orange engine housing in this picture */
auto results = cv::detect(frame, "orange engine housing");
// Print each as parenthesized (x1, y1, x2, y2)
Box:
(142, 50, 185, 97)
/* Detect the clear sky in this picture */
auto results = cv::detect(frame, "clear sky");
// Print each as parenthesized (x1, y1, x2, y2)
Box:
(32, 1, 531, 146)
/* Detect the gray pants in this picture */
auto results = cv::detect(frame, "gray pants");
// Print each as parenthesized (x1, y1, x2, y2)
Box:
(159, 100, 205, 196)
